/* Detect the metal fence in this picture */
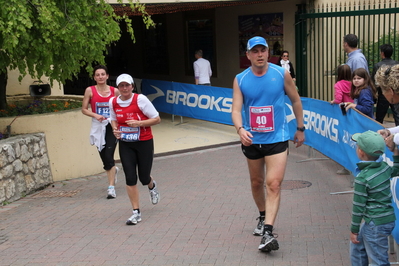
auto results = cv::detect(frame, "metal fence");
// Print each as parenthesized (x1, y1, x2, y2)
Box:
(295, 0, 399, 101)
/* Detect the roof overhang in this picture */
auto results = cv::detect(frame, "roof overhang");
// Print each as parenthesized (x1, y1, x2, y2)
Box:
(111, 0, 279, 16)
(108, 0, 260, 3)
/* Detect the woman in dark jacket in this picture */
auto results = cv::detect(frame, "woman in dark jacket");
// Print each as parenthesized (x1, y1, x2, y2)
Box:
(276, 50, 296, 81)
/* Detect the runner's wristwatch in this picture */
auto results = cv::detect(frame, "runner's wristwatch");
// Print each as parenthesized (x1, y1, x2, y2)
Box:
(297, 126, 305, 132)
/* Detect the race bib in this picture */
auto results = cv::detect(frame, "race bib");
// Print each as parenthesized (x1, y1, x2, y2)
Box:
(96, 102, 110, 118)
(249, 106, 274, 132)
(120, 126, 140, 142)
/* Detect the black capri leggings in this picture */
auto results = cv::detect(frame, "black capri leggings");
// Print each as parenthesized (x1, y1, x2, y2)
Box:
(118, 139, 154, 186)
(98, 124, 117, 171)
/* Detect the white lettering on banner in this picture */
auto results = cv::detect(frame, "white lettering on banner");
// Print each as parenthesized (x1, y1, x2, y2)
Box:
(176, 91, 186, 105)
(165, 90, 232, 113)
(342, 130, 356, 148)
(303, 110, 339, 143)
(166, 91, 174, 103)
(187, 94, 197, 108)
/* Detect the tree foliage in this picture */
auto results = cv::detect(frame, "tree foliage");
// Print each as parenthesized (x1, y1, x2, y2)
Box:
(0, 0, 154, 109)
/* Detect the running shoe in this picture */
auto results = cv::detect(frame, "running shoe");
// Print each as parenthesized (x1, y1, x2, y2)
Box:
(107, 186, 116, 199)
(253, 216, 265, 236)
(258, 231, 279, 252)
(149, 180, 160, 205)
(126, 210, 142, 225)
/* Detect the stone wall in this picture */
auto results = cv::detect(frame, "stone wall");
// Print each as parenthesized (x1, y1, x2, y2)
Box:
(0, 133, 53, 205)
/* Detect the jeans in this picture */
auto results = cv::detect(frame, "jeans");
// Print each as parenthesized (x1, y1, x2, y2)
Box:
(350, 220, 394, 266)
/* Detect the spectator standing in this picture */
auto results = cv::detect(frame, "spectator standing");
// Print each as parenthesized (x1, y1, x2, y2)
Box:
(232, 36, 305, 252)
(345, 68, 377, 119)
(110, 74, 161, 225)
(343, 34, 369, 73)
(81, 65, 120, 199)
(193, 50, 212, 85)
(276, 50, 296, 81)
(376, 65, 399, 147)
(349, 130, 399, 266)
(372, 44, 399, 125)
(339, 34, 371, 175)
(330, 64, 354, 105)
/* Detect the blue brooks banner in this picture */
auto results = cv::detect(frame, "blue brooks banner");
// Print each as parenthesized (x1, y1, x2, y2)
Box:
(141, 79, 233, 125)
(142, 79, 391, 173)
(297, 97, 390, 174)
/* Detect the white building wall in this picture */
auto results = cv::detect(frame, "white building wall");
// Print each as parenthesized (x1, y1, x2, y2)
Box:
(7, 69, 64, 97)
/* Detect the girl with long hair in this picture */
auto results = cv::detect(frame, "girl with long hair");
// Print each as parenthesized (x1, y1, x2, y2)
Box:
(345, 68, 377, 118)
(330, 64, 354, 104)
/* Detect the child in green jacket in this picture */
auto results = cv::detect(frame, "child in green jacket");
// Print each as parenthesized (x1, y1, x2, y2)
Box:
(350, 130, 399, 266)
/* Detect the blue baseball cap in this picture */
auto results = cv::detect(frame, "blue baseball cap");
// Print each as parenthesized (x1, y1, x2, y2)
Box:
(247, 36, 268, 50)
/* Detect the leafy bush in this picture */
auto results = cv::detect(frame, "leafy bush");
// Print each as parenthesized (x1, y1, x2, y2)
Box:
(0, 99, 81, 117)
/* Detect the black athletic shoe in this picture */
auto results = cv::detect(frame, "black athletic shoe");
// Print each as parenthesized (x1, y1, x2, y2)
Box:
(253, 216, 265, 236)
(258, 231, 279, 252)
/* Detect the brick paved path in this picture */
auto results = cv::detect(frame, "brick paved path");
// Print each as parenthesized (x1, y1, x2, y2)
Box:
(0, 144, 359, 265)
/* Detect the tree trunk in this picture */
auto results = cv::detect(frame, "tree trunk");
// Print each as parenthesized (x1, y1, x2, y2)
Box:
(0, 70, 7, 110)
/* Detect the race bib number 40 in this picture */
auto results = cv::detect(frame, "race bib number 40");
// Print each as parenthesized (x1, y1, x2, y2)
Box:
(249, 106, 274, 132)
(120, 126, 140, 142)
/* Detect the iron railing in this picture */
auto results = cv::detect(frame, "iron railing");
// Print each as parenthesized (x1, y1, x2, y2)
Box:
(295, 0, 399, 101)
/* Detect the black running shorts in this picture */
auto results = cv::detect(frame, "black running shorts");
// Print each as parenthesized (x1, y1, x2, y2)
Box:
(241, 141, 289, 160)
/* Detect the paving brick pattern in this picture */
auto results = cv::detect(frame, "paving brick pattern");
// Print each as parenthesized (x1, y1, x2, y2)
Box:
(0, 143, 385, 265)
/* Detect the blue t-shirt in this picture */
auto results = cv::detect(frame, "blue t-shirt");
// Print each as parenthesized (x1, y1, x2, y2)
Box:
(346, 49, 369, 73)
(236, 64, 289, 144)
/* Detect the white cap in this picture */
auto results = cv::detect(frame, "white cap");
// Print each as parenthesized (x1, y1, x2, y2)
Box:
(116, 74, 134, 86)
